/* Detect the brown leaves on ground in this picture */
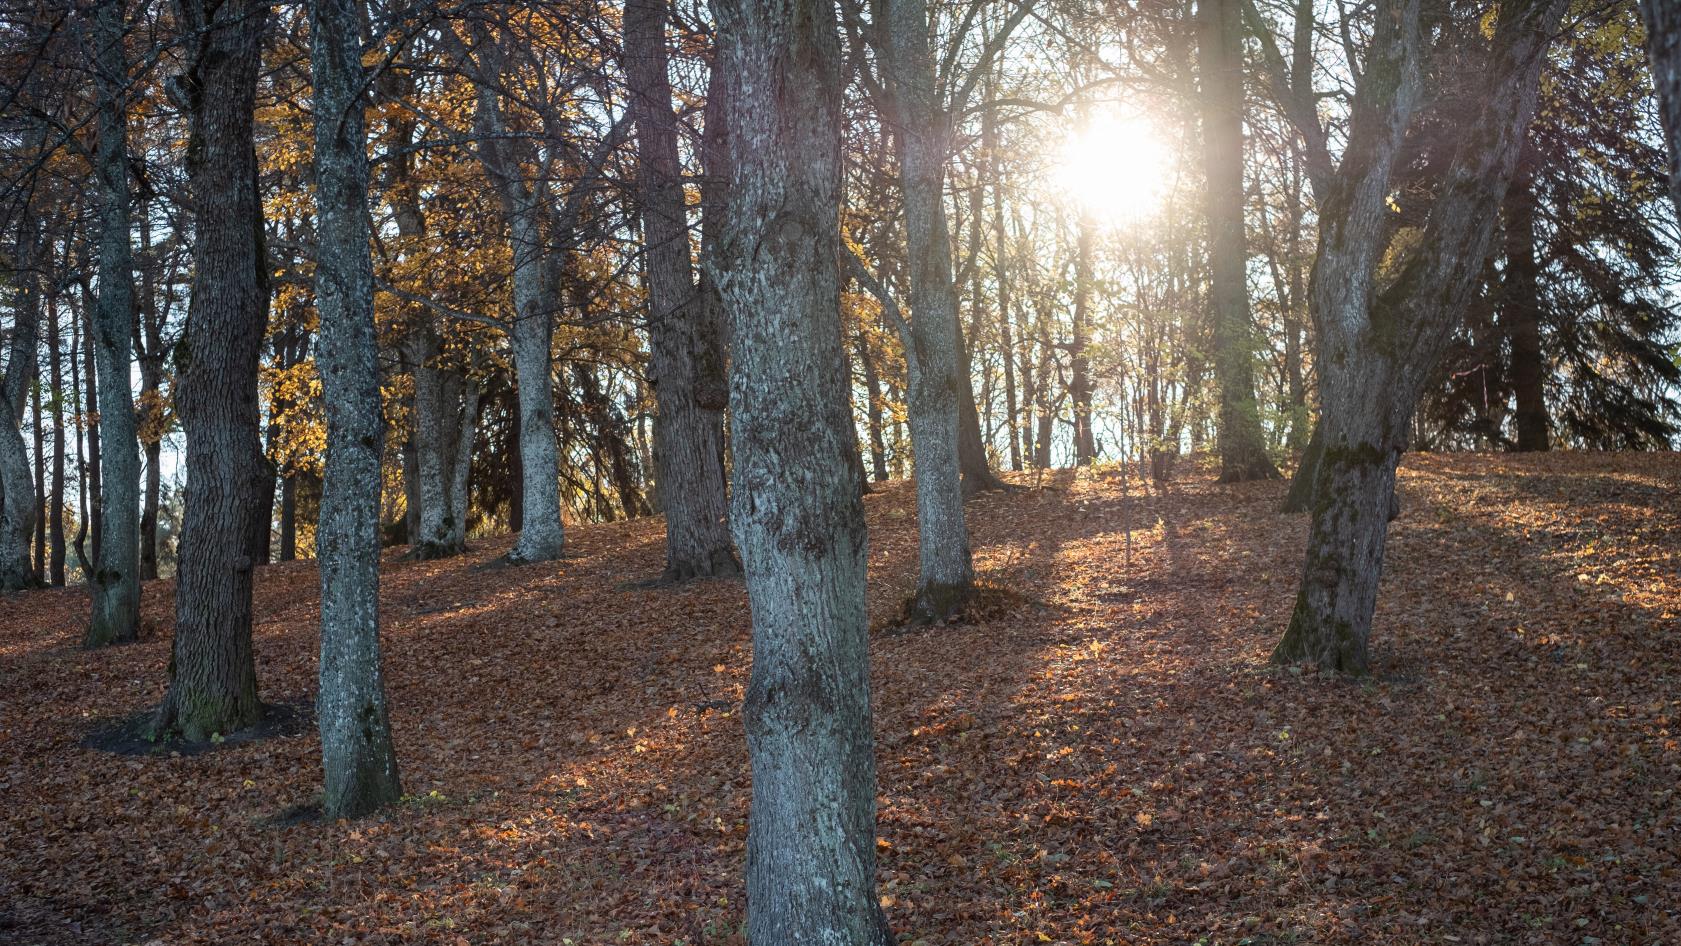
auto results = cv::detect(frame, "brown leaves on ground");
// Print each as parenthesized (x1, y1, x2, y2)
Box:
(1, 452, 1678, 945)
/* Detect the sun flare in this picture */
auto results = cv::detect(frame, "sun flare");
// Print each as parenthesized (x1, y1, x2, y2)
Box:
(1050, 113, 1176, 227)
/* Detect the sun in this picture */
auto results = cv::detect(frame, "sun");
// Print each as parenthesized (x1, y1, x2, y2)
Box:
(1049, 113, 1176, 228)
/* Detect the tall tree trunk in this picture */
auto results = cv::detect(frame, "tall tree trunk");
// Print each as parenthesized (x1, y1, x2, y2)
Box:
(1640, 0, 1681, 224)
(1502, 161, 1550, 452)
(1070, 216, 1096, 465)
(32, 349, 45, 583)
(460, 24, 566, 564)
(709, 0, 892, 939)
(0, 219, 41, 592)
(137, 201, 166, 581)
(80, 290, 102, 568)
(154, 0, 271, 741)
(49, 283, 66, 586)
(1200, 0, 1280, 482)
(1273, 0, 1565, 673)
(86, 0, 143, 647)
(626, 0, 737, 580)
(883, 0, 974, 623)
(987, 93, 1022, 473)
(310, 0, 403, 818)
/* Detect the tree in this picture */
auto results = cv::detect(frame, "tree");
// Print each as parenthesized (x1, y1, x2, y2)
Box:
(309, 0, 403, 818)
(1199, 0, 1279, 482)
(0, 215, 40, 592)
(84, 0, 143, 647)
(1639, 0, 1681, 221)
(708, 0, 892, 938)
(154, 0, 272, 740)
(625, 0, 737, 581)
(1255, 0, 1570, 673)
(456, 16, 567, 565)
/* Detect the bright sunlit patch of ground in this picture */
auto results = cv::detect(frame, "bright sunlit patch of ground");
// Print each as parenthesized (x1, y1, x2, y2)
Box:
(1049, 110, 1176, 228)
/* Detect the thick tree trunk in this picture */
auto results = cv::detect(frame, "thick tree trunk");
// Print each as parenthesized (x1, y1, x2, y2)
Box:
(1640, 0, 1681, 224)
(86, 0, 142, 647)
(1281, 421, 1322, 513)
(711, 0, 893, 934)
(1273, 440, 1399, 672)
(1273, 0, 1565, 673)
(461, 25, 566, 564)
(1502, 164, 1550, 452)
(626, 0, 737, 581)
(310, 0, 403, 818)
(0, 220, 41, 592)
(408, 330, 478, 559)
(1201, 0, 1280, 483)
(154, 0, 270, 740)
(883, 0, 974, 622)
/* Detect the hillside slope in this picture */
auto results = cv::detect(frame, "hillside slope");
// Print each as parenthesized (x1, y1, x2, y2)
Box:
(1, 452, 1677, 945)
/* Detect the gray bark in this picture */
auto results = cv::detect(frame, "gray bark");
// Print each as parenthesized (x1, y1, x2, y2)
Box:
(461, 25, 565, 564)
(406, 328, 478, 558)
(154, 0, 270, 741)
(1200, 0, 1280, 482)
(0, 218, 40, 593)
(86, 0, 142, 647)
(708, 0, 892, 940)
(882, 0, 974, 622)
(1640, 0, 1681, 224)
(1273, 0, 1567, 673)
(309, 0, 402, 818)
(626, 0, 737, 581)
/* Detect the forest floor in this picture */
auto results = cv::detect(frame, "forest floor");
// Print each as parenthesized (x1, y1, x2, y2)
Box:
(1, 452, 1678, 946)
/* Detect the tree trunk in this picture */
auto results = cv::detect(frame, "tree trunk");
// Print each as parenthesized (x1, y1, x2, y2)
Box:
(460, 24, 566, 564)
(1273, 0, 1566, 673)
(1502, 162, 1550, 452)
(49, 284, 66, 586)
(1640, 0, 1681, 224)
(0, 219, 41, 592)
(310, 0, 403, 818)
(137, 201, 166, 582)
(86, 0, 142, 647)
(626, 0, 738, 580)
(883, 0, 974, 622)
(279, 474, 297, 561)
(154, 0, 271, 741)
(81, 292, 102, 570)
(708, 0, 893, 938)
(987, 95, 1022, 473)
(408, 330, 478, 559)
(1200, 0, 1280, 482)
(1070, 217, 1096, 465)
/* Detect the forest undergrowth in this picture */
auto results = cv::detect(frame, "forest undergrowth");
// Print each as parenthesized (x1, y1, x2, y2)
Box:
(1, 452, 1676, 945)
